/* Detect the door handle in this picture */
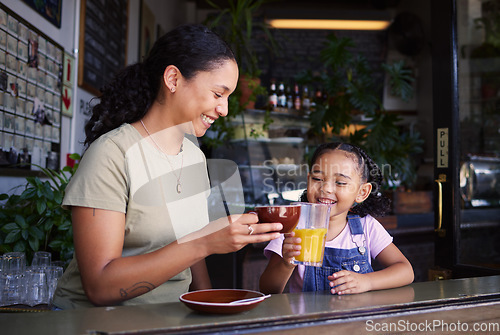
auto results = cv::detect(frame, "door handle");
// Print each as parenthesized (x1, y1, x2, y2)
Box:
(435, 174, 447, 237)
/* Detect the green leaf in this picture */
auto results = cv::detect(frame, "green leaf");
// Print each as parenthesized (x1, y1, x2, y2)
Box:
(2, 222, 19, 232)
(39, 166, 62, 187)
(58, 220, 72, 231)
(41, 182, 55, 200)
(29, 226, 44, 240)
(15, 215, 28, 229)
(382, 60, 415, 102)
(21, 187, 37, 200)
(43, 220, 54, 232)
(54, 192, 63, 204)
(21, 229, 29, 240)
(37, 201, 47, 215)
(25, 176, 37, 185)
(48, 240, 63, 249)
(5, 230, 21, 243)
(29, 237, 40, 252)
(13, 241, 26, 252)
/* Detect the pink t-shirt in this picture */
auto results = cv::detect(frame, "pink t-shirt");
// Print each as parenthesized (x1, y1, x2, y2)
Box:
(263, 214, 393, 292)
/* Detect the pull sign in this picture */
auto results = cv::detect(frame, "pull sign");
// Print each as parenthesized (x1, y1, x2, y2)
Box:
(437, 128, 449, 168)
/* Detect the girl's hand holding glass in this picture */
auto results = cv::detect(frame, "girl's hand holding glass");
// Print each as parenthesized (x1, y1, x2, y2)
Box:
(281, 232, 301, 266)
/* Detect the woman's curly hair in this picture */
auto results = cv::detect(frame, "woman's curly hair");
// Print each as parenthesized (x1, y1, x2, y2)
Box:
(300, 142, 391, 217)
(84, 24, 235, 147)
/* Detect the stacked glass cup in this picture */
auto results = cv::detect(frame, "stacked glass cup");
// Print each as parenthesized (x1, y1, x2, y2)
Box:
(0, 251, 64, 307)
(1, 252, 26, 305)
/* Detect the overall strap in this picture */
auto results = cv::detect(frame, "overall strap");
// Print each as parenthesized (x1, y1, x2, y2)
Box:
(347, 214, 364, 235)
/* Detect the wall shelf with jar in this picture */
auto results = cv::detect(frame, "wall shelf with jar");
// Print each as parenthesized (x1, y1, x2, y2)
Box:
(0, 4, 63, 175)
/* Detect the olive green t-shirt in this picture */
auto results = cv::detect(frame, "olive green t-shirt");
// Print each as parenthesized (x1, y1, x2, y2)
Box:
(53, 124, 210, 309)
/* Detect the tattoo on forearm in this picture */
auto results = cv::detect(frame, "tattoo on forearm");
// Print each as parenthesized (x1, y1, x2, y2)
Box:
(119, 282, 156, 298)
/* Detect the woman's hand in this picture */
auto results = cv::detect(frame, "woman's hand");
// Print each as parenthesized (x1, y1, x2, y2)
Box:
(327, 270, 372, 295)
(191, 213, 282, 256)
(282, 232, 301, 266)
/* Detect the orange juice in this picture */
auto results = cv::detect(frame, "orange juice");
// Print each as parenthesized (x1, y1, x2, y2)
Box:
(294, 228, 327, 264)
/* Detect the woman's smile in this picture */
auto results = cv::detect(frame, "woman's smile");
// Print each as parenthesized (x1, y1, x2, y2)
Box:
(201, 114, 216, 125)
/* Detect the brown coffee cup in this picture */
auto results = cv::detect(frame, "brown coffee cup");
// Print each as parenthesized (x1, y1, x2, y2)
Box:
(255, 205, 301, 233)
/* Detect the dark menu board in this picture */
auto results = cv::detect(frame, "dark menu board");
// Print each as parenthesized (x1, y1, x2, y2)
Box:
(78, 0, 128, 96)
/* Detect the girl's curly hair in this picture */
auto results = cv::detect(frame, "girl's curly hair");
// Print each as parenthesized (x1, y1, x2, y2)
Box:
(300, 142, 391, 217)
(84, 24, 235, 147)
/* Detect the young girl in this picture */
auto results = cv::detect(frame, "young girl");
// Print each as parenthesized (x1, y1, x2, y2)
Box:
(260, 142, 414, 295)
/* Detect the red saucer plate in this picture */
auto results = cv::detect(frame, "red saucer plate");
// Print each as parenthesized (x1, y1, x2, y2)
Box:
(179, 289, 267, 314)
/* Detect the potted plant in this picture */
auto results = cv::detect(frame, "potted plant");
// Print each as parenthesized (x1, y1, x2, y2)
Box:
(0, 153, 80, 266)
(300, 34, 424, 192)
(473, 0, 500, 52)
(471, 0, 500, 99)
(204, 0, 277, 81)
(202, 0, 278, 147)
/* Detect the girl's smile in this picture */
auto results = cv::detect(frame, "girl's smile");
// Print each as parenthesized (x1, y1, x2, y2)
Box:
(317, 197, 337, 205)
(307, 150, 371, 225)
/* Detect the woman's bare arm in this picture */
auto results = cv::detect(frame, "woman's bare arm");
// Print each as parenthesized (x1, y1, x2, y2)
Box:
(189, 260, 212, 291)
(72, 207, 282, 306)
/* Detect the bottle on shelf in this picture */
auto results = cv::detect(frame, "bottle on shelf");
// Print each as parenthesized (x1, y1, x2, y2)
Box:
(286, 84, 294, 110)
(277, 82, 287, 108)
(293, 83, 301, 111)
(268, 80, 278, 110)
(302, 85, 311, 113)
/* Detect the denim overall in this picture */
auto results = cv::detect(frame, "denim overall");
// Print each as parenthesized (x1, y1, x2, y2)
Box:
(303, 214, 374, 292)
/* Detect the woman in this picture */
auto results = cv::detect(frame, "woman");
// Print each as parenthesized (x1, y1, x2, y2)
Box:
(53, 24, 282, 309)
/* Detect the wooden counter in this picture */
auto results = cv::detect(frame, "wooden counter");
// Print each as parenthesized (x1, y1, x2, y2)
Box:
(2, 276, 500, 334)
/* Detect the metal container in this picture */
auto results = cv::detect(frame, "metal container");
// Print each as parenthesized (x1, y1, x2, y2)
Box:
(460, 155, 500, 207)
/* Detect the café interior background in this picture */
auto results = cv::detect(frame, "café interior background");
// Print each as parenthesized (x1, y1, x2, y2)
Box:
(0, 0, 433, 195)
(2, 0, 500, 288)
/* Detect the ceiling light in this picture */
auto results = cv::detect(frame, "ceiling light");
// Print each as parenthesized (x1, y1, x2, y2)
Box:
(267, 19, 391, 31)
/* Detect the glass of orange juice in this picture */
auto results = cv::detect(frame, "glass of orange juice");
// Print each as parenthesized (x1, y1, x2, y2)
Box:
(290, 203, 331, 267)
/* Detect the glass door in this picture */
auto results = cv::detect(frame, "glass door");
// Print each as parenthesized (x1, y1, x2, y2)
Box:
(432, 0, 500, 277)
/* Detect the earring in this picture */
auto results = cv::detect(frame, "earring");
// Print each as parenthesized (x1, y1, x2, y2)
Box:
(171, 87, 176, 93)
